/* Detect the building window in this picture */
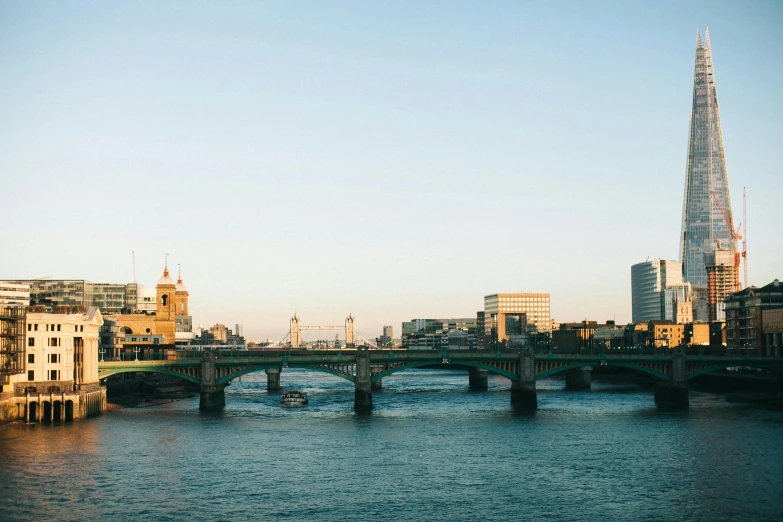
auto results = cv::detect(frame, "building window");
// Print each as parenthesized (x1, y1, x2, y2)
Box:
(34, 324, 38, 331)
(49, 353, 59, 364)
(28, 354, 34, 363)
(28, 324, 31, 331)
(49, 370, 59, 380)
(28, 370, 34, 381)
(28, 338, 34, 347)
(75, 325, 78, 332)
(57, 324, 61, 331)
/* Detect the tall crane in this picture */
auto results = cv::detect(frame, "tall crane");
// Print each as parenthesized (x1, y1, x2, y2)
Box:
(710, 189, 743, 290)
(742, 187, 747, 288)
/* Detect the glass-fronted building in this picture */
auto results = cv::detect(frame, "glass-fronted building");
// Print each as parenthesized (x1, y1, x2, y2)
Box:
(680, 29, 736, 292)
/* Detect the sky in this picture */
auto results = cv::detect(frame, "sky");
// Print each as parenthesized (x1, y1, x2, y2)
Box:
(1, 1, 781, 342)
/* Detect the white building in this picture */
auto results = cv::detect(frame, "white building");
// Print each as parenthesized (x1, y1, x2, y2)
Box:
(631, 260, 682, 323)
(136, 285, 157, 314)
(1, 307, 106, 423)
(0, 282, 30, 306)
(20, 307, 103, 388)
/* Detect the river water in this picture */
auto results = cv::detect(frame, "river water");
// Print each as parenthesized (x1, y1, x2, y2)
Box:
(1, 369, 782, 521)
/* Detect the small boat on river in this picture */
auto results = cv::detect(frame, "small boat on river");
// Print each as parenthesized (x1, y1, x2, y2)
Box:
(280, 391, 308, 408)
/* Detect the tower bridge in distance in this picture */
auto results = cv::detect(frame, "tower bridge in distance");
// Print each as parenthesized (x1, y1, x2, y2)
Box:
(274, 313, 377, 348)
(97, 348, 783, 412)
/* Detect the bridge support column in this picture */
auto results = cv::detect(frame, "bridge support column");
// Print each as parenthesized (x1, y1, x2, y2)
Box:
(199, 352, 225, 410)
(265, 368, 281, 392)
(655, 347, 688, 409)
(469, 368, 488, 391)
(354, 346, 372, 412)
(371, 378, 382, 391)
(565, 367, 591, 390)
(510, 348, 537, 410)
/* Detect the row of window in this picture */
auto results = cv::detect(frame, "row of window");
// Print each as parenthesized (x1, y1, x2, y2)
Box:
(26, 370, 60, 381)
(27, 323, 85, 333)
(26, 354, 61, 363)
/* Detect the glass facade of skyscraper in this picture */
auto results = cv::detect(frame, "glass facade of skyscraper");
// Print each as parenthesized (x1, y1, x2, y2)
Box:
(680, 29, 735, 290)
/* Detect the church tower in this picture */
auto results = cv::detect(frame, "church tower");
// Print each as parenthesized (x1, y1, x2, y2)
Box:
(155, 262, 177, 343)
(175, 264, 189, 316)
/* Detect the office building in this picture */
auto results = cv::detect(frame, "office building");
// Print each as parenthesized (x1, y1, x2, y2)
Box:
(680, 30, 736, 318)
(401, 318, 477, 350)
(0, 282, 30, 306)
(631, 260, 683, 323)
(483, 293, 551, 346)
(379, 325, 393, 348)
(4, 279, 141, 314)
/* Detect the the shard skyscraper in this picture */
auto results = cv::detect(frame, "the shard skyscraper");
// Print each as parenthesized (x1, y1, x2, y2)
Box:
(680, 29, 735, 317)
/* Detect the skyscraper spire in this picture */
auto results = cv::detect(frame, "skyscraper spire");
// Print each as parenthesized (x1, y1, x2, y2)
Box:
(680, 30, 735, 320)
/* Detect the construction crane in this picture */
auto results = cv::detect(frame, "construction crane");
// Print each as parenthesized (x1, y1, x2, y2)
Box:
(742, 187, 748, 288)
(709, 189, 744, 290)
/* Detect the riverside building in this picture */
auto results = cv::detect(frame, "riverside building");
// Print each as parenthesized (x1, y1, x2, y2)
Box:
(725, 280, 783, 356)
(0, 307, 105, 423)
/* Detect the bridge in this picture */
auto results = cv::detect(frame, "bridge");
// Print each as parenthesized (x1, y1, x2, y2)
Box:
(272, 313, 377, 348)
(98, 348, 783, 411)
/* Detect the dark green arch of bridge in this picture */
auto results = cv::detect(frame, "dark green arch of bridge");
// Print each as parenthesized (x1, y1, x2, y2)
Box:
(536, 362, 672, 382)
(216, 364, 357, 386)
(370, 361, 519, 383)
(686, 362, 783, 380)
(99, 367, 202, 384)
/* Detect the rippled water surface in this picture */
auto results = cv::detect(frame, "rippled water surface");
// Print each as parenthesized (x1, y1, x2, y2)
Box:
(2, 370, 782, 521)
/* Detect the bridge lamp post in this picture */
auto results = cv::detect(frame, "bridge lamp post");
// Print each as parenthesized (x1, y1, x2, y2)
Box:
(133, 346, 140, 362)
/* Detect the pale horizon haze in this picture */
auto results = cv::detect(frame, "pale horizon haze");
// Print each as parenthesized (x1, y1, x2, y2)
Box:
(1, 1, 781, 342)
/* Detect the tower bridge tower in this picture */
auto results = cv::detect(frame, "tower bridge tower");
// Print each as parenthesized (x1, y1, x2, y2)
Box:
(290, 314, 301, 347)
(345, 314, 356, 348)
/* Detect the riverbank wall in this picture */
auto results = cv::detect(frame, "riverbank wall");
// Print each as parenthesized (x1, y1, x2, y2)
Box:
(0, 386, 106, 424)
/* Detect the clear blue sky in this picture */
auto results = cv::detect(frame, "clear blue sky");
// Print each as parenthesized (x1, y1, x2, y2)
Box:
(1, 1, 781, 341)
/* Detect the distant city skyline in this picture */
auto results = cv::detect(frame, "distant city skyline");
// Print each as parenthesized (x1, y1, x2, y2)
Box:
(1, 2, 781, 340)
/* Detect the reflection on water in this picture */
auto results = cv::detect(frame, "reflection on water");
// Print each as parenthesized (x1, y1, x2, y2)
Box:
(1, 369, 782, 521)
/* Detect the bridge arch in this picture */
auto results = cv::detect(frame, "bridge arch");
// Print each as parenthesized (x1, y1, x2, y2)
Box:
(535, 361, 672, 382)
(217, 364, 356, 386)
(686, 362, 783, 380)
(371, 361, 518, 383)
(99, 367, 201, 384)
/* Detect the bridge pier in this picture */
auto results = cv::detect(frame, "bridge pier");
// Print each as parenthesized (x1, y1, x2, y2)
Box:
(354, 346, 372, 412)
(565, 367, 591, 390)
(265, 368, 281, 392)
(469, 368, 488, 391)
(199, 352, 225, 410)
(511, 348, 537, 410)
(655, 347, 688, 409)
(371, 378, 383, 391)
